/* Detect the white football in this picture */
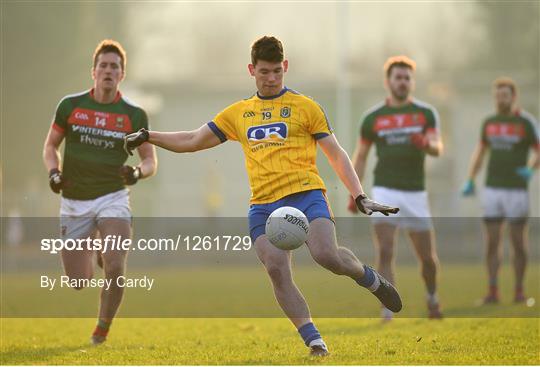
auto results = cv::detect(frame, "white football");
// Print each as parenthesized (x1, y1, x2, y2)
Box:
(265, 206, 309, 250)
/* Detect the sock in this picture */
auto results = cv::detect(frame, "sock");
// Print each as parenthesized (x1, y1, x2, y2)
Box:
(298, 322, 322, 347)
(488, 284, 498, 295)
(381, 307, 394, 319)
(356, 265, 380, 292)
(515, 285, 524, 295)
(308, 338, 326, 349)
(93, 319, 111, 337)
(426, 292, 439, 306)
(489, 277, 498, 288)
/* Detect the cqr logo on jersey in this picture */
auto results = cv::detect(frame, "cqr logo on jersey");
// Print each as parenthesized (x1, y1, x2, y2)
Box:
(247, 122, 288, 151)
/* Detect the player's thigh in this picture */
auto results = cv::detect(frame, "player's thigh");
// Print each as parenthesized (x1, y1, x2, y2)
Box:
(97, 218, 130, 272)
(59, 215, 97, 279)
(305, 217, 338, 256)
(508, 220, 528, 249)
(373, 222, 398, 255)
(97, 217, 132, 239)
(483, 219, 504, 245)
(61, 243, 95, 280)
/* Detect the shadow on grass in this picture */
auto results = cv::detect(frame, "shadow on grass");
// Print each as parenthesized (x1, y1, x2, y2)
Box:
(0, 344, 99, 365)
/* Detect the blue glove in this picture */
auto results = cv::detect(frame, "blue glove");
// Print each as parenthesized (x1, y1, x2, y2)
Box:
(462, 179, 475, 196)
(516, 166, 534, 181)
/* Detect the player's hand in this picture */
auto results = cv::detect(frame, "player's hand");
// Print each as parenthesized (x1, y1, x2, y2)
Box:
(461, 179, 475, 196)
(49, 168, 64, 194)
(355, 194, 399, 216)
(516, 166, 534, 182)
(119, 165, 142, 185)
(347, 195, 359, 213)
(124, 128, 149, 156)
(410, 133, 428, 150)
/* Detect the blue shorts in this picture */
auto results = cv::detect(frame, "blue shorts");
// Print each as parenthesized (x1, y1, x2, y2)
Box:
(248, 189, 334, 243)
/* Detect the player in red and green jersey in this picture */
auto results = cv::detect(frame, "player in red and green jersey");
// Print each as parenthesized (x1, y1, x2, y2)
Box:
(462, 77, 540, 304)
(124, 36, 402, 357)
(349, 56, 444, 320)
(42, 40, 157, 344)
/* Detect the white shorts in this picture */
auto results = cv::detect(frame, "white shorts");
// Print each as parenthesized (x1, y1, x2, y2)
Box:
(60, 189, 131, 239)
(482, 187, 529, 221)
(371, 186, 432, 231)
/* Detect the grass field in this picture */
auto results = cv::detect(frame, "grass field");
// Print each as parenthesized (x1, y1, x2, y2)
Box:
(1, 264, 539, 364)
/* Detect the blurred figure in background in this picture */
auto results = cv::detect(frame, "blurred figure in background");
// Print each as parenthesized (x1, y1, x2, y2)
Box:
(42, 39, 157, 344)
(462, 77, 539, 304)
(350, 56, 444, 320)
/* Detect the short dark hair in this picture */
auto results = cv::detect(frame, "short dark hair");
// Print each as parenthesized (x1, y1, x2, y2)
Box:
(251, 36, 284, 66)
(93, 39, 127, 71)
(384, 55, 416, 78)
(493, 77, 517, 96)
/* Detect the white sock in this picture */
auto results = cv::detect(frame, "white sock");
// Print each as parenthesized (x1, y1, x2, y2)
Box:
(426, 292, 439, 305)
(368, 274, 381, 292)
(381, 307, 394, 320)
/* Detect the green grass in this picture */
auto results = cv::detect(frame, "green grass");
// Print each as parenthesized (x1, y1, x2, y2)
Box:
(1, 318, 538, 365)
(1, 263, 539, 364)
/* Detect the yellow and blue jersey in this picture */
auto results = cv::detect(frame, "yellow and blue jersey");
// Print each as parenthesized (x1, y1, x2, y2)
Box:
(207, 88, 333, 204)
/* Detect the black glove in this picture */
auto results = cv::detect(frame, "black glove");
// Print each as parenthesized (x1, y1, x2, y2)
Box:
(355, 194, 400, 216)
(49, 168, 64, 194)
(119, 165, 142, 185)
(124, 128, 149, 156)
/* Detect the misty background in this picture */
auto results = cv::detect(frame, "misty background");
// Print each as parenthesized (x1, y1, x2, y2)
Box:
(1, 1, 539, 218)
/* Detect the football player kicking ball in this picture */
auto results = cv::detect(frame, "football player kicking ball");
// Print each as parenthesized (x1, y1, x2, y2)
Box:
(124, 36, 401, 356)
(43, 40, 157, 344)
(462, 77, 539, 304)
(350, 56, 444, 320)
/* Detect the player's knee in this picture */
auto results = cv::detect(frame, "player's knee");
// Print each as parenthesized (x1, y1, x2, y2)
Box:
(378, 246, 394, 264)
(513, 246, 527, 259)
(103, 259, 125, 277)
(312, 250, 343, 275)
(65, 276, 92, 290)
(261, 256, 290, 284)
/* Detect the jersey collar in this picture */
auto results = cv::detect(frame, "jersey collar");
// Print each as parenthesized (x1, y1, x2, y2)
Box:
(90, 88, 122, 104)
(256, 87, 288, 100)
(385, 96, 413, 108)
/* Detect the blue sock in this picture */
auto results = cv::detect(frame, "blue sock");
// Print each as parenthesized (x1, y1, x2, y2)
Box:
(356, 264, 375, 288)
(298, 322, 321, 347)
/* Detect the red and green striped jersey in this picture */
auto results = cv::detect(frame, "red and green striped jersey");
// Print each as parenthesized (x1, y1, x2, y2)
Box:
(52, 89, 149, 200)
(481, 109, 539, 189)
(360, 99, 440, 191)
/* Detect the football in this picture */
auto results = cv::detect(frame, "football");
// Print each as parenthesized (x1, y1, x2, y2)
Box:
(265, 206, 309, 250)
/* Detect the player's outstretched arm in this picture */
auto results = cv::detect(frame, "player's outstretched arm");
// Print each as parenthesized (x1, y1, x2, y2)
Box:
(462, 142, 487, 196)
(124, 124, 222, 155)
(348, 138, 372, 213)
(318, 134, 399, 216)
